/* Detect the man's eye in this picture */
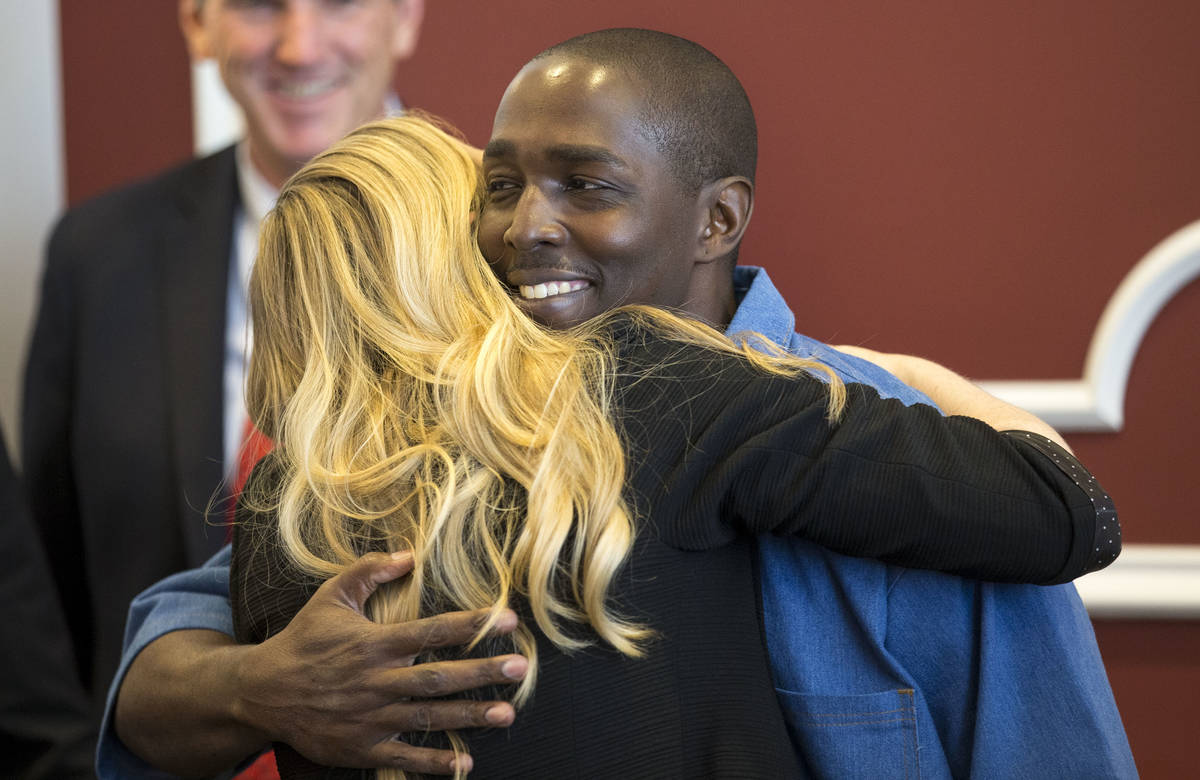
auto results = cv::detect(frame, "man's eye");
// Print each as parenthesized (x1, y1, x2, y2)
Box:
(565, 178, 605, 191)
(486, 179, 519, 197)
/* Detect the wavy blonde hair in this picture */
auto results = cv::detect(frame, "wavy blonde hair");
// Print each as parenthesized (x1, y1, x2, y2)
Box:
(246, 115, 843, 776)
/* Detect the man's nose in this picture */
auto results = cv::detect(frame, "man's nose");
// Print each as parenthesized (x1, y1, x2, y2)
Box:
(275, 4, 325, 66)
(503, 187, 566, 250)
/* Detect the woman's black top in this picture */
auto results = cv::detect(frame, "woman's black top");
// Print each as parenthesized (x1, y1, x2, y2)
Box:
(232, 321, 1118, 778)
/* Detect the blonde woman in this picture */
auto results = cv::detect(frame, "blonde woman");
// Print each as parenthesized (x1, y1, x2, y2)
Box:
(231, 116, 1116, 778)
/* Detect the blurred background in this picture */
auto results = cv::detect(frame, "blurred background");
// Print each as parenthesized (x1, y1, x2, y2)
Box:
(2, 1, 1196, 775)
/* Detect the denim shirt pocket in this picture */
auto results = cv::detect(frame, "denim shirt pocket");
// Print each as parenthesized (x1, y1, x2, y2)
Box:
(777, 687, 922, 779)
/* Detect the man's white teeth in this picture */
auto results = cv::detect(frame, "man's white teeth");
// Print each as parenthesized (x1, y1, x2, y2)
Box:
(519, 280, 588, 300)
(277, 79, 336, 99)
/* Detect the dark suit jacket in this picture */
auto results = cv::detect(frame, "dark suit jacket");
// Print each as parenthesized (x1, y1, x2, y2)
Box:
(22, 146, 239, 708)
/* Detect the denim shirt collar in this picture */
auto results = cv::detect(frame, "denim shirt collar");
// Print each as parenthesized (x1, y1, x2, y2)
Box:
(726, 266, 795, 347)
(726, 266, 935, 407)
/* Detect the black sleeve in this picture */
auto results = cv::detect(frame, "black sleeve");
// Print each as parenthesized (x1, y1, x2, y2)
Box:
(617, 336, 1118, 585)
(999, 429, 1119, 577)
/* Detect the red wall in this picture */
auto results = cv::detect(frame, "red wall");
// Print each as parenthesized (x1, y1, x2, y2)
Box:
(1095, 620, 1200, 778)
(59, 1, 192, 205)
(60, 1, 1200, 775)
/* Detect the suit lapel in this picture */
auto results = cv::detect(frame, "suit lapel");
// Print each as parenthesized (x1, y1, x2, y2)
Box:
(158, 146, 240, 565)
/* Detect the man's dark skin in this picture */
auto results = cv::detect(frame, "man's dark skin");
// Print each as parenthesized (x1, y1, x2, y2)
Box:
(116, 556, 526, 776)
(116, 50, 755, 777)
(477, 56, 747, 331)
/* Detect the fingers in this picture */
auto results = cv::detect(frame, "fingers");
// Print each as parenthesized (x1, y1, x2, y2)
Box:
(377, 606, 518, 658)
(376, 697, 516, 733)
(382, 654, 528, 699)
(356, 700, 516, 774)
(364, 740, 474, 776)
(320, 551, 416, 612)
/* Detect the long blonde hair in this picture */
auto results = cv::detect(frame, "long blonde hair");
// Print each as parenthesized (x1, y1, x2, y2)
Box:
(246, 115, 843, 774)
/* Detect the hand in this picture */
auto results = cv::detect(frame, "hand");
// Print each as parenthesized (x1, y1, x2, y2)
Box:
(235, 551, 527, 775)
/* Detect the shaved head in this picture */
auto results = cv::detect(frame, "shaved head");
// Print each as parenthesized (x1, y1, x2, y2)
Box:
(534, 28, 757, 194)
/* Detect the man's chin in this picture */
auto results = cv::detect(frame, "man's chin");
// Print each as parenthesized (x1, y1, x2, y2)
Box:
(264, 125, 354, 169)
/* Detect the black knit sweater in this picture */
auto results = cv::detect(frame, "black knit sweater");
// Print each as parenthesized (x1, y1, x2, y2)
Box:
(232, 320, 1116, 779)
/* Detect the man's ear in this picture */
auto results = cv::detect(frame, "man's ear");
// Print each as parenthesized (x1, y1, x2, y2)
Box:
(697, 176, 754, 264)
(178, 0, 212, 61)
(390, 0, 426, 61)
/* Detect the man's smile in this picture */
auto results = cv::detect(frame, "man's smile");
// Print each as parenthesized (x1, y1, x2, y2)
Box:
(268, 74, 345, 101)
(518, 279, 591, 299)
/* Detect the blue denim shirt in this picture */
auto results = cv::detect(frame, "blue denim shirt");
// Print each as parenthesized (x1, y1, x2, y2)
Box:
(732, 267, 1135, 779)
(99, 267, 1136, 778)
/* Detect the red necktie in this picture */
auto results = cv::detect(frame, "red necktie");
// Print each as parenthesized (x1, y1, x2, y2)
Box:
(227, 417, 274, 540)
(235, 751, 280, 780)
(234, 416, 275, 499)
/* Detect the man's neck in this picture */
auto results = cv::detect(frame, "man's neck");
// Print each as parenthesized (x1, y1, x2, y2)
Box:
(683, 264, 739, 331)
(235, 142, 280, 225)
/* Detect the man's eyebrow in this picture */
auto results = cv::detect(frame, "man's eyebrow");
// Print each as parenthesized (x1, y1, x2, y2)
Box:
(482, 139, 515, 159)
(545, 145, 627, 168)
(481, 140, 627, 169)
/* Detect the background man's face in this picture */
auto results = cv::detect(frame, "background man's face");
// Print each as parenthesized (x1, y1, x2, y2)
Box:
(477, 57, 703, 330)
(182, 0, 421, 183)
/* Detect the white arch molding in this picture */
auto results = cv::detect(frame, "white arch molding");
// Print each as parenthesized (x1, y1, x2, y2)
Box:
(978, 218, 1200, 432)
(978, 219, 1200, 618)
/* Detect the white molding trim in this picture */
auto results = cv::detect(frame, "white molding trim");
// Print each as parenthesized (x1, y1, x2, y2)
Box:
(979, 219, 1200, 432)
(1077, 544, 1200, 619)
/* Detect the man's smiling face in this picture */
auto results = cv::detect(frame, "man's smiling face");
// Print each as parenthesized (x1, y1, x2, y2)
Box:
(181, 0, 422, 187)
(477, 56, 706, 330)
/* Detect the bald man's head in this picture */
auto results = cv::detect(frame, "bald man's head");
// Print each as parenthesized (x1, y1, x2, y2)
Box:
(534, 28, 757, 194)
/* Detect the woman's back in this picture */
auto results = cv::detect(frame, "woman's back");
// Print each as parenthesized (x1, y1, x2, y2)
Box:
(233, 328, 808, 777)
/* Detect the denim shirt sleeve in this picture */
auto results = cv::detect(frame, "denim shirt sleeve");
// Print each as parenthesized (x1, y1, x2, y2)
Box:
(96, 545, 235, 779)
